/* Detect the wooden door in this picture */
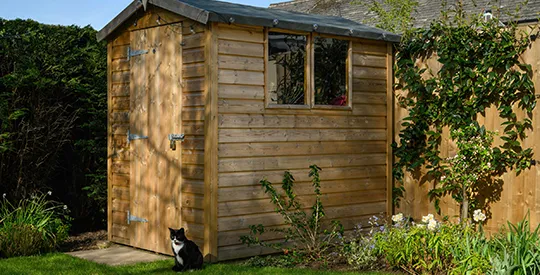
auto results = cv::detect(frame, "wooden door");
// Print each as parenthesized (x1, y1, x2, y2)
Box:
(129, 24, 183, 255)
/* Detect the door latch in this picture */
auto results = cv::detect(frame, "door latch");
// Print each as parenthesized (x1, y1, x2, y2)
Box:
(168, 134, 185, 150)
(127, 210, 148, 225)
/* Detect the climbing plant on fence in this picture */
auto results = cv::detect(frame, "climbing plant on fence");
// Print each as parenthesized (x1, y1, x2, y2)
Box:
(393, 5, 537, 219)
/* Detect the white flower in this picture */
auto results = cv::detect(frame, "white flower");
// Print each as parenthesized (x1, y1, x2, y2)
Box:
(440, 175, 446, 181)
(473, 209, 486, 222)
(392, 213, 404, 223)
(47, 191, 52, 196)
(427, 219, 438, 231)
(2, 193, 5, 199)
(422, 214, 434, 223)
(63, 205, 68, 210)
(416, 224, 425, 228)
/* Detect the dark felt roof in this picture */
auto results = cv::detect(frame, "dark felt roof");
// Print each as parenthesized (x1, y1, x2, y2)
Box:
(270, 0, 540, 29)
(97, 0, 400, 42)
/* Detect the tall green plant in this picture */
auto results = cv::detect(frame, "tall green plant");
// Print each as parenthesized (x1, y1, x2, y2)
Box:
(393, 2, 536, 214)
(240, 165, 343, 261)
(355, 0, 419, 34)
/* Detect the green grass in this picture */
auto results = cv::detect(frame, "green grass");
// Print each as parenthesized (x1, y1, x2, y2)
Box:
(0, 253, 393, 274)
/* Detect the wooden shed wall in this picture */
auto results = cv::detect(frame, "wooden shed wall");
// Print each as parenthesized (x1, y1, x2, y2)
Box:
(214, 23, 393, 261)
(107, 6, 207, 249)
(395, 25, 540, 232)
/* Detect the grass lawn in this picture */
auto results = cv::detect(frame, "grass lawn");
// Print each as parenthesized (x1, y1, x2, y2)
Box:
(0, 253, 394, 275)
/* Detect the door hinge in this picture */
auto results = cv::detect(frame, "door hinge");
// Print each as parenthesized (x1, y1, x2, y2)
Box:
(168, 133, 185, 151)
(127, 47, 149, 60)
(127, 130, 148, 144)
(127, 210, 148, 224)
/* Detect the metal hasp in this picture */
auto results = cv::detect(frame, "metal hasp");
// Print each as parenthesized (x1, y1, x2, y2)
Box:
(127, 130, 148, 144)
(127, 210, 148, 224)
(168, 133, 185, 151)
(127, 47, 149, 60)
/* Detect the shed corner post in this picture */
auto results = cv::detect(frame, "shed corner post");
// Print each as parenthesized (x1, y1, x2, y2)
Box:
(203, 22, 219, 263)
(386, 42, 395, 223)
(107, 40, 113, 242)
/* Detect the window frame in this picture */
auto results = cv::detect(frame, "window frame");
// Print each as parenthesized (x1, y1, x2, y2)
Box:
(264, 28, 352, 110)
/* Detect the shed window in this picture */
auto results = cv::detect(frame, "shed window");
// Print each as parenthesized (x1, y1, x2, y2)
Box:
(267, 32, 307, 105)
(314, 37, 349, 106)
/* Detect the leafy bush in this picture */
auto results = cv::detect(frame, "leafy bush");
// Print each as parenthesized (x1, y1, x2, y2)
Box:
(0, 192, 71, 258)
(240, 165, 344, 262)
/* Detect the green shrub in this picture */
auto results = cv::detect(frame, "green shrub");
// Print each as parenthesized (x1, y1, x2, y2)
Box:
(488, 214, 540, 275)
(0, 192, 71, 258)
(240, 165, 344, 262)
(341, 236, 378, 270)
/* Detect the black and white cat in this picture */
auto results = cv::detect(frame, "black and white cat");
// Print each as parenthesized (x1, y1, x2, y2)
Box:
(169, 228, 204, 272)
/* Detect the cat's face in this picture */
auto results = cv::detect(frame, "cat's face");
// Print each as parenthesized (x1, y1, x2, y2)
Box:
(169, 228, 186, 246)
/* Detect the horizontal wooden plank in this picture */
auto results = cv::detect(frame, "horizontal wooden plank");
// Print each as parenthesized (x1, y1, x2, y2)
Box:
(218, 201, 386, 231)
(218, 26, 264, 43)
(111, 148, 130, 161)
(112, 45, 128, 59)
(352, 53, 387, 68)
(184, 122, 205, 136)
(112, 59, 129, 72)
(219, 153, 386, 172)
(218, 99, 265, 114)
(218, 84, 264, 100)
(183, 63, 205, 78)
(219, 165, 386, 187)
(112, 97, 130, 110)
(351, 104, 387, 116)
(112, 71, 130, 84)
(219, 189, 386, 217)
(218, 243, 279, 261)
(111, 224, 129, 239)
(218, 55, 264, 72)
(112, 32, 130, 47)
(112, 211, 127, 226)
(218, 70, 264, 85)
(183, 222, 204, 240)
(184, 77, 205, 92)
(182, 208, 204, 224)
(218, 40, 264, 57)
(218, 128, 386, 143)
(183, 92, 205, 107)
(111, 186, 129, 201)
(111, 161, 130, 174)
(352, 79, 386, 92)
(183, 48, 205, 64)
(181, 137, 205, 150)
(217, 215, 376, 247)
(183, 107, 205, 121)
(218, 177, 386, 202)
(352, 92, 386, 104)
(111, 198, 129, 212)
(111, 112, 129, 123)
(182, 179, 205, 195)
(352, 42, 387, 56)
(111, 236, 130, 245)
(112, 174, 129, 187)
(111, 84, 130, 97)
(111, 124, 128, 135)
(218, 141, 387, 158)
(182, 150, 204, 165)
(353, 66, 387, 80)
(112, 136, 128, 148)
(183, 33, 205, 49)
(218, 114, 386, 129)
(182, 193, 204, 210)
(182, 165, 204, 180)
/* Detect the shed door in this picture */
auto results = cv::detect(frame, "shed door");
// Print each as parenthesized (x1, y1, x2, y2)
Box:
(129, 24, 183, 255)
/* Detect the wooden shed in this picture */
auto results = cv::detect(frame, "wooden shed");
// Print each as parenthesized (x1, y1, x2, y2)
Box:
(98, 0, 399, 261)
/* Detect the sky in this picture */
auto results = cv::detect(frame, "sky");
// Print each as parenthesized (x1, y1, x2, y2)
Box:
(1, 0, 275, 31)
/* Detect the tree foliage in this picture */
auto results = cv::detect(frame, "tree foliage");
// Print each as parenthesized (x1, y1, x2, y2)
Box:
(393, 3, 536, 216)
(356, 0, 419, 34)
(0, 19, 107, 231)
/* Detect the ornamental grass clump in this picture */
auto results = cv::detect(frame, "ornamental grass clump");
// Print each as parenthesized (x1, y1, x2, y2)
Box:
(0, 192, 71, 258)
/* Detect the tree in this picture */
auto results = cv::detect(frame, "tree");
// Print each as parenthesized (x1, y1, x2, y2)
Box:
(355, 0, 419, 34)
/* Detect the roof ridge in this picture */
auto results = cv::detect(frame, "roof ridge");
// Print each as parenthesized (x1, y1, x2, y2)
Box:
(269, 0, 315, 8)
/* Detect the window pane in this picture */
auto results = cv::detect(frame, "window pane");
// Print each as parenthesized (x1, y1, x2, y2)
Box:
(314, 37, 348, 106)
(267, 32, 306, 105)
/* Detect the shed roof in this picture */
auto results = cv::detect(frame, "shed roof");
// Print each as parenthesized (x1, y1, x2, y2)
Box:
(96, 0, 400, 43)
(270, 0, 540, 30)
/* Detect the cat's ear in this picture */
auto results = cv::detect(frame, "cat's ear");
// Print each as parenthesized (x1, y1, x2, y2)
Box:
(168, 228, 175, 234)
(179, 228, 185, 234)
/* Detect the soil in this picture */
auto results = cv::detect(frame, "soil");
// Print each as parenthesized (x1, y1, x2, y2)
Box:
(60, 230, 108, 252)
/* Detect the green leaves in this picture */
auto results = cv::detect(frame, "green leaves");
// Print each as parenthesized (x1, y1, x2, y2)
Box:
(393, 4, 536, 213)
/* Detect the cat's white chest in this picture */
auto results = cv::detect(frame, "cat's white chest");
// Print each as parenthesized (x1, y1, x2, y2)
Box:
(172, 242, 185, 265)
